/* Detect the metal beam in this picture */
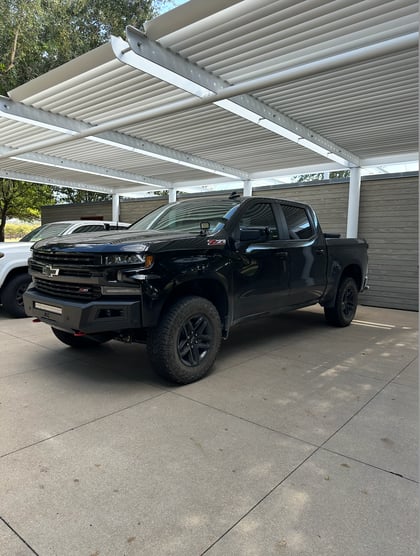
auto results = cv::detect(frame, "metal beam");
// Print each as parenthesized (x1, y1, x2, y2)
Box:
(0, 97, 247, 180)
(1, 31, 416, 170)
(361, 153, 418, 166)
(243, 180, 253, 196)
(168, 189, 177, 203)
(0, 169, 115, 193)
(124, 28, 361, 166)
(0, 146, 171, 189)
(347, 167, 362, 238)
(112, 194, 120, 221)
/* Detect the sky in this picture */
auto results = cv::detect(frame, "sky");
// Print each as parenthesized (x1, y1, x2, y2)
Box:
(157, 0, 189, 15)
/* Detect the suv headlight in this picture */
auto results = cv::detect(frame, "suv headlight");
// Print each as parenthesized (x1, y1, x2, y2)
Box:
(103, 253, 154, 268)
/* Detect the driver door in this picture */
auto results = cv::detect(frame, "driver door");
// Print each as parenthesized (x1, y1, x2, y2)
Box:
(232, 201, 290, 320)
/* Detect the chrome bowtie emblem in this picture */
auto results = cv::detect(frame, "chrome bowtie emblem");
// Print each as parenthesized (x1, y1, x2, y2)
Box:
(42, 265, 60, 277)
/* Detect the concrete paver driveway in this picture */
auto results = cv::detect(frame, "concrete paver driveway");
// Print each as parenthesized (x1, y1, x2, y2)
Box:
(0, 304, 418, 556)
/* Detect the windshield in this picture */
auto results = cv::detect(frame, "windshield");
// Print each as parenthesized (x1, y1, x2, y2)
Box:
(20, 222, 71, 242)
(130, 200, 240, 233)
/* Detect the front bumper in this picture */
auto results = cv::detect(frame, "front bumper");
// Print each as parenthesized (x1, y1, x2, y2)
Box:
(23, 285, 142, 333)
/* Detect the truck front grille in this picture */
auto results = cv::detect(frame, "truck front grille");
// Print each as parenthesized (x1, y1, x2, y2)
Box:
(34, 278, 102, 301)
(30, 260, 94, 278)
(33, 250, 102, 266)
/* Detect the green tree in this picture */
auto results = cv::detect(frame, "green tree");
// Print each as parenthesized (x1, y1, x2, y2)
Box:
(0, 181, 55, 241)
(53, 188, 112, 204)
(293, 170, 350, 182)
(0, 0, 159, 95)
(0, 0, 160, 219)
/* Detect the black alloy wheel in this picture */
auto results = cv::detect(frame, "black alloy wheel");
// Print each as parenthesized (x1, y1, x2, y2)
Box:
(177, 314, 212, 367)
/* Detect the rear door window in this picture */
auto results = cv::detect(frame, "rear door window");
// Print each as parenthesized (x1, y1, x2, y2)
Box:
(282, 205, 314, 239)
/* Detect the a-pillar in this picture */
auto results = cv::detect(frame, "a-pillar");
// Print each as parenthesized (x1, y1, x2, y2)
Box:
(168, 188, 177, 203)
(346, 167, 361, 238)
(243, 180, 252, 196)
(112, 193, 120, 222)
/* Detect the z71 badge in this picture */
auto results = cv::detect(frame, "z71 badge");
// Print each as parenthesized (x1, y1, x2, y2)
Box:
(207, 239, 226, 246)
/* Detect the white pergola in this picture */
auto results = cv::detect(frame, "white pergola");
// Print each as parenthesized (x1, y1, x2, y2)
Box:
(0, 0, 417, 237)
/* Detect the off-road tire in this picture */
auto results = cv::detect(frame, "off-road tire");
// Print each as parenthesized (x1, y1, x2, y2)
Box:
(147, 296, 222, 384)
(324, 276, 358, 327)
(2, 273, 31, 318)
(51, 327, 112, 348)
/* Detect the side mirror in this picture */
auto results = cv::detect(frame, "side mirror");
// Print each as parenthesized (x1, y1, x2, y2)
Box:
(239, 227, 268, 242)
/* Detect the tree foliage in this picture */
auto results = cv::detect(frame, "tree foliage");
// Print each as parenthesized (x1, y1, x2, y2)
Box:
(0, 0, 158, 95)
(0, 0, 160, 222)
(0, 181, 54, 241)
(53, 188, 112, 204)
(293, 170, 350, 182)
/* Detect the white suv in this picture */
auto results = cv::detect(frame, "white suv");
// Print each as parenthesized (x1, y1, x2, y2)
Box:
(0, 220, 130, 317)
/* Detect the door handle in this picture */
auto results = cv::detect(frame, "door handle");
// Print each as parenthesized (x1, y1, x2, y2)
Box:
(275, 251, 288, 259)
(316, 248, 325, 255)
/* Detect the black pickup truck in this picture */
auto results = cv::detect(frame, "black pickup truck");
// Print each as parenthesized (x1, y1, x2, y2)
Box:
(24, 196, 368, 384)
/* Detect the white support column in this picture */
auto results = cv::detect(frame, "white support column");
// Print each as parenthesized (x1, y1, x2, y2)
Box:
(243, 179, 253, 197)
(346, 167, 361, 238)
(168, 188, 177, 203)
(112, 193, 120, 222)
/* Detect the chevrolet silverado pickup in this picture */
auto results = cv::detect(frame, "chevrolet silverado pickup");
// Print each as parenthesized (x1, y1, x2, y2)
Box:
(0, 220, 129, 317)
(24, 196, 368, 384)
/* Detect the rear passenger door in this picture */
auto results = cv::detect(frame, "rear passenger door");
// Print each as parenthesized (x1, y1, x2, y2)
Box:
(279, 203, 327, 305)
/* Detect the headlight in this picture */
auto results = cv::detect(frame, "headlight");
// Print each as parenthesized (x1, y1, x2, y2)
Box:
(103, 253, 154, 268)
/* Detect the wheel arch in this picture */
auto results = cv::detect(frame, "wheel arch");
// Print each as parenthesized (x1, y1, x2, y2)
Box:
(322, 263, 363, 309)
(0, 266, 30, 296)
(160, 278, 229, 336)
(340, 264, 363, 291)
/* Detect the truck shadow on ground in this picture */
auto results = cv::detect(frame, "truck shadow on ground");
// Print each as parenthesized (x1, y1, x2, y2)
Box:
(28, 306, 413, 389)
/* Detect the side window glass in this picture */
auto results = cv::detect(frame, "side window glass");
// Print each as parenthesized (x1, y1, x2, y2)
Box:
(282, 205, 314, 239)
(239, 203, 279, 240)
(73, 225, 104, 234)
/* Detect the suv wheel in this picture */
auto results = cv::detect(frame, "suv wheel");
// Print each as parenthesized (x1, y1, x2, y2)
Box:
(2, 274, 31, 318)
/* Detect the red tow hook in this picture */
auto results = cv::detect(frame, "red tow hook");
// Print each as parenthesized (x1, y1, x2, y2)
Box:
(74, 331, 85, 337)
(32, 318, 41, 323)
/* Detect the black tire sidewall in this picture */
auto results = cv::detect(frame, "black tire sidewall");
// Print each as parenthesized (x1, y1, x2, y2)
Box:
(2, 274, 31, 318)
(336, 277, 358, 326)
(148, 296, 222, 384)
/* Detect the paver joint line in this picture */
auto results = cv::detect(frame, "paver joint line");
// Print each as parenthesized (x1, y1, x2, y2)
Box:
(0, 390, 168, 460)
(321, 447, 419, 485)
(0, 516, 40, 556)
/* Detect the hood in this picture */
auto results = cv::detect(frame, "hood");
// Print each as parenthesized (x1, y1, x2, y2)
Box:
(0, 241, 33, 254)
(32, 229, 220, 254)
